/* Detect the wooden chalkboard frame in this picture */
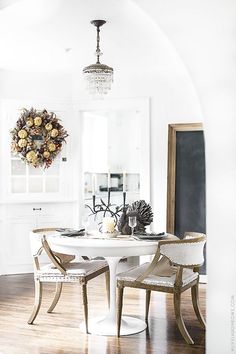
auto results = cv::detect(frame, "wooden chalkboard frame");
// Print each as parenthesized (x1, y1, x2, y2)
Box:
(166, 123, 203, 234)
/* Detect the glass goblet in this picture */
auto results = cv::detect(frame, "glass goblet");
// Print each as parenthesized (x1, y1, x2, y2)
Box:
(128, 216, 137, 236)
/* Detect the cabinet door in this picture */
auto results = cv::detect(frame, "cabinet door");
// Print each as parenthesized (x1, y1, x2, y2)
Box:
(2, 217, 35, 274)
(1, 213, 74, 275)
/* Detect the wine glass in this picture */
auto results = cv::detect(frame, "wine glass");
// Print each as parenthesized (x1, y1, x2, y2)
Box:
(128, 216, 137, 236)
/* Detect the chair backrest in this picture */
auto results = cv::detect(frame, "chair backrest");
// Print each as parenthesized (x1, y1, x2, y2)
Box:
(159, 233, 206, 267)
(29, 228, 58, 257)
(184, 231, 206, 239)
(29, 228, 74, 273)
(41, 235, 66, 274)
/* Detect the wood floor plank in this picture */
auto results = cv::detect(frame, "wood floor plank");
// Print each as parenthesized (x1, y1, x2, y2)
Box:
(0, 274, 205, 354)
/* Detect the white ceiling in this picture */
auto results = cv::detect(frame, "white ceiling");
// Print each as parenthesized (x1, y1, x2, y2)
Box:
(134, 0, 236, 83)
(0, 0, 187, 75)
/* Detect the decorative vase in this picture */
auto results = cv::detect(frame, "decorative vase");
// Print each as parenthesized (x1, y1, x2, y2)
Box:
(118, 200, 153, 235)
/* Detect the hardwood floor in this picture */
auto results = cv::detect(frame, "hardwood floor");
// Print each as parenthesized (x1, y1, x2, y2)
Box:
(0, 273, 205, 354)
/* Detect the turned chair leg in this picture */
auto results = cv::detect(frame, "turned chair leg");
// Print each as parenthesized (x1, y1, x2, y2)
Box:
(145, 290, 151, 323)
(174, 291, 194, 345)
(47, 282, 63, 313)
(117, 285, 124, 337)
(28, 280, 42, 324)
(191, 284, 206, 328)
(82, 283, 89, 334)
(105, 271, 110, 307)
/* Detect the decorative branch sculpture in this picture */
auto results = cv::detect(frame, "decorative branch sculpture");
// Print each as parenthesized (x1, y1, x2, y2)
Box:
(85, 188, 128, 228)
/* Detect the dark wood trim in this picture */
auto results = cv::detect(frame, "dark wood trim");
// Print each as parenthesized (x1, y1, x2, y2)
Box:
(166, 123, 203, 234)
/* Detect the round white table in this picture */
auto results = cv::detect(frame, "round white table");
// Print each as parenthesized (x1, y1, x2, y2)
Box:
(48, 234, 168, 336)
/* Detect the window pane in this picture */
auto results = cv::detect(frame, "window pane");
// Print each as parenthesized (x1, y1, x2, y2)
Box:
(29, 178, 43, 193)
(127, 173, 140, 192)
(45, 178, 59, 193)
(11, 160, 26, 175)
(28, 165, 43, 176)
(44, 161, 60, 175)
(11, 177, 26, 193)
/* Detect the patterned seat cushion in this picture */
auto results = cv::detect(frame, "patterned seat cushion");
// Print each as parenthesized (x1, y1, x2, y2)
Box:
(117, 262, 198, 288)
(36, 260, 108, 282)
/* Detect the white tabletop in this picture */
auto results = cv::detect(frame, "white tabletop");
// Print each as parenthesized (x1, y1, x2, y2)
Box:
(47, 233, 161, 258)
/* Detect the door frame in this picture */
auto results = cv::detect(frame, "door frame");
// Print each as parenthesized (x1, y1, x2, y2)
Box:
(166, 123, 203, 233)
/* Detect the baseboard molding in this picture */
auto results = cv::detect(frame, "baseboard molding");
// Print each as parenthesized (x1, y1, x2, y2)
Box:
(1, 264, 33, 275)
(199, 274, 207, 283)
(1, 261, 48, 275)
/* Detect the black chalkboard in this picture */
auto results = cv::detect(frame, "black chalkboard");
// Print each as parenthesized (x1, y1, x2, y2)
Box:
(175, 131, 206, 274)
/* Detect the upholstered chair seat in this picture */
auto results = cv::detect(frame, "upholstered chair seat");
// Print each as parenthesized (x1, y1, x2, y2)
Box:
(117, 262, 198, 288)
(28, 228, 110, 334)
(116, 232, 206, 345)
(36, 260, 109, 283)
(34, 260, 107, 283)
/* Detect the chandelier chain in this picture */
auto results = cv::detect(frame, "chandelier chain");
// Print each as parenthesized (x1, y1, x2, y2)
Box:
(96, 26, 101, 64)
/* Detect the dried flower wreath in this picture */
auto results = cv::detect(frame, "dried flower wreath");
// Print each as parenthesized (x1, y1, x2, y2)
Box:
(10, 108, 68, 168)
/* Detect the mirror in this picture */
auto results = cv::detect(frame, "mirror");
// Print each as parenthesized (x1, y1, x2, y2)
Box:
(82, 110, 141, 197)
(75, 98, 150, 229)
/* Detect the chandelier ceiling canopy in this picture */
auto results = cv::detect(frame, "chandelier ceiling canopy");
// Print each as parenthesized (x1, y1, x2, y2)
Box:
(83, 20, 113, 97)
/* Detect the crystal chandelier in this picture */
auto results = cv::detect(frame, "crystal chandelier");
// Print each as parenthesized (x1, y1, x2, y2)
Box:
(83, 20, 113, 97)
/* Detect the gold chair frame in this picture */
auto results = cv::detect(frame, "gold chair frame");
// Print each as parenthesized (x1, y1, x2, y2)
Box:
(28, 228, 110, 334)
(117, 232, 206, 344)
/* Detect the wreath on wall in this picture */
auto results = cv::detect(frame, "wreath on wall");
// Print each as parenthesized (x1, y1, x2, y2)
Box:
(10, 108, 68, 168)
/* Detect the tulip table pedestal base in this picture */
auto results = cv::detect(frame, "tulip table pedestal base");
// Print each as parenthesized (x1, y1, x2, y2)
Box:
(80, 315, 147, 336)
(80, 256, 147, 336)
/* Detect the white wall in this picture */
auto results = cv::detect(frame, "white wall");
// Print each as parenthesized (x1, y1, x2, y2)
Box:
(133, 1, 236, 352)
(0, 69, 72, 101)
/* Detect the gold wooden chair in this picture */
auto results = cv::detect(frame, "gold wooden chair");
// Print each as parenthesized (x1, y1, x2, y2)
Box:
(116, 232, 206, 344)
(28, 228, 110, 333)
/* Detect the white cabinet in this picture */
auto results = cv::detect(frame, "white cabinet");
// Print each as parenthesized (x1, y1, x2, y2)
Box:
(1, 216, 35, 274)
(0, 202, 76, 275)
(0, 99, 78, 275)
